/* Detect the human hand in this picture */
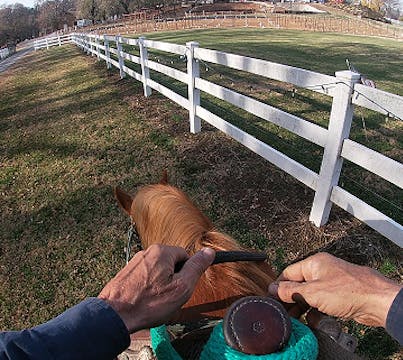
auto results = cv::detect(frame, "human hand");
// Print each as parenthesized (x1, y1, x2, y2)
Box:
(268, 252, 402, 327)
(98, 244, 215, 333)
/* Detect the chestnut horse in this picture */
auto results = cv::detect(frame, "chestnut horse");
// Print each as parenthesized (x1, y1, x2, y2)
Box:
(115, 173, 276, 322)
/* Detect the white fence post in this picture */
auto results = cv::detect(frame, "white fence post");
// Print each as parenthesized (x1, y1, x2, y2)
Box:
(86, 35, 90, 55)
(186, 41, 201, 134)
(309, 70, 361, 226)
(95, 35, 100, 61)
(115, 35, 126, 79)
(46, 38, 49, 50)
(77, 34, 82, 50)
(139, 36, 151, 97)
(104, 37, 111, 69)
(90, 35, 95, 56)
(83, 35, 86, 52)
(58, 35, 61, 46)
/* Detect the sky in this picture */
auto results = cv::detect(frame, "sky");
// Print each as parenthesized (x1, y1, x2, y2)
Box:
(0, 0, 36, 8)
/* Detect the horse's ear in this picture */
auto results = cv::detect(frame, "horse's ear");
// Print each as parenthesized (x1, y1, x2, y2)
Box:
(160, 170, 169, 185)
(114, 187, 133, 215)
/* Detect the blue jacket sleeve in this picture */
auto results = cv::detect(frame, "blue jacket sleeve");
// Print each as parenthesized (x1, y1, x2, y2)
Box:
(386, 287, 403, 345)
(0, 298, 130, 360)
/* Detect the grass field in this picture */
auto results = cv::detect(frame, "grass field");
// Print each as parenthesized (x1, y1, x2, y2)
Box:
(0, 29, 402, 359)
(144, 28, 403, 93)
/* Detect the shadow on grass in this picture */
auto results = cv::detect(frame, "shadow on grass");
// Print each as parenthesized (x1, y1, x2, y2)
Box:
(0, 183, 128, 327)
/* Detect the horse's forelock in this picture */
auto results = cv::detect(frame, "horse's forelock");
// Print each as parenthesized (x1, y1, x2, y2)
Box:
(131, 184, 212, 250)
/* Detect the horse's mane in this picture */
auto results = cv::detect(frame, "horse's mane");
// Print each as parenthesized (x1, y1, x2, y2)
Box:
(116, 181, 276, 321)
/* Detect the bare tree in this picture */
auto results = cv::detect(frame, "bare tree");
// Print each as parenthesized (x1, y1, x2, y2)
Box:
(97, 0, 127, 19)
(36, 0, 75, 34)
(0, 4, 38, 46)
(382, 0, 400, 18)
(76, 0, 99, 21)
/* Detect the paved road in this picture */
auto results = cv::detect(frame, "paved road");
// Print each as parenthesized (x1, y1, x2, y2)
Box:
(0, 46, 34, 74)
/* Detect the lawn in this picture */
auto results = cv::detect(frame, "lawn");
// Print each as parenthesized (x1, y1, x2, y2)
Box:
(143, 28, 403, 94)
(0, 29, 401, 359)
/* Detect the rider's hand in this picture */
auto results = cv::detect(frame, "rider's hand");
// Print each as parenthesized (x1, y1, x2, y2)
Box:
(268, 252, 401, 327)
(99, 244, 215, 332)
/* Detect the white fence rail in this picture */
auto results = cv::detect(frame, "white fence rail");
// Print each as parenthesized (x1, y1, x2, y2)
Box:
(37, 32, 403, 247)
(34, 34, 73, 50)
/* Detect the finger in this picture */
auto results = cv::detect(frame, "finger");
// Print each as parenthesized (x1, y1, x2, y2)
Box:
(277, 261, 306, 282)
(162, 245, 190, 268)
(168, 246, 189, 264)
(178, 247, 215, 289)
(268, 282, 280, 300)
(274, 280, 309, 304)
(269, 283, 309, 317)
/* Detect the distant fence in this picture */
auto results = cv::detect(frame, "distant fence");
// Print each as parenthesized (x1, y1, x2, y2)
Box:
(34, 33, 403, 247)
(0, 46, 16, 61)
(87, 13, 402, 40)
(34, 34, 72, 51)
(0, 48, 10, 60)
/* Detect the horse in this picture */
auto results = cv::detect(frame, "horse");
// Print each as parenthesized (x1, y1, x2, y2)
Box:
(114, 172, 276, 322)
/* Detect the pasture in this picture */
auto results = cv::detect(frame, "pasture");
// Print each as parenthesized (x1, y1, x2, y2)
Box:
(0, 29, 402, 359)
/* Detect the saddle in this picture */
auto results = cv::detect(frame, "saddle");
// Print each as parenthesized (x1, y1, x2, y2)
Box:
(118, 297, 361, 360)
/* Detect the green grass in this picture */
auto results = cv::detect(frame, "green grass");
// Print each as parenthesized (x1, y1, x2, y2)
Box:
(0, 31, 402, 359)
(0, 47, 152, 328)
(142, 28, 403, 93)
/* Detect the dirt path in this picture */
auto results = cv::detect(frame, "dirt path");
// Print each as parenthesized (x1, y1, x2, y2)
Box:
(0, 47, 34, 74)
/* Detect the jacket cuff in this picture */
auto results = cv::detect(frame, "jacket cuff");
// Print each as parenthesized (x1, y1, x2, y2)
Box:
(386, 287, 403, 345)
(32, 297, 130, 360)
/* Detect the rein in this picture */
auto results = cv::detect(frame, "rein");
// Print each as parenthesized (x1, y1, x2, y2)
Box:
(123, 224, 272, 341)
(126, 225, 269, 268)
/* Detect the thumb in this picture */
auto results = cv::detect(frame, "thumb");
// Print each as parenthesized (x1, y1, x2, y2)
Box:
(179, 247, 215, 289)
(269, 280, 309, 304)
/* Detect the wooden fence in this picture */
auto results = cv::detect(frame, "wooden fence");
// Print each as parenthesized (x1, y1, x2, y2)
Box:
(86, 14, 402, 40)
(34, 33, 403, 247)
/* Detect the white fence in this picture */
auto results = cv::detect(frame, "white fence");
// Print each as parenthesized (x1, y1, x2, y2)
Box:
(34, 34, 72, 51)
(35, 33, 403, 247)
(0, 47, 11, 60)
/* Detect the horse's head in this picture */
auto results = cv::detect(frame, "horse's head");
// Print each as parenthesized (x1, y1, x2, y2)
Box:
(114, 173, 276, 322)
